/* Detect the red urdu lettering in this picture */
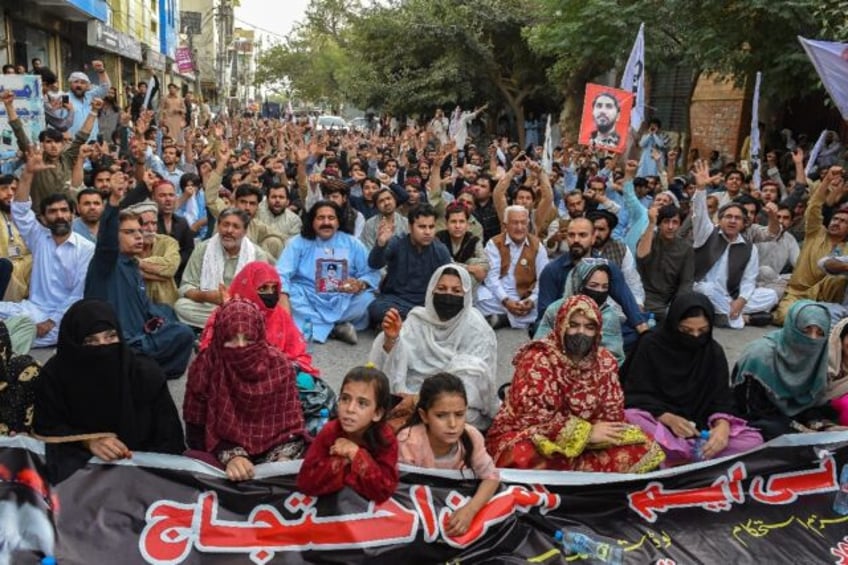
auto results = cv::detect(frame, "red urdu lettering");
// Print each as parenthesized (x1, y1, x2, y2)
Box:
(628, 463, 747, 522)
(138, 499, 196, 564)
(410, 484, 439, 542)
(749, 455, 838, 505)
(440, 485, 561, 548)
(831, 537, 848, 565)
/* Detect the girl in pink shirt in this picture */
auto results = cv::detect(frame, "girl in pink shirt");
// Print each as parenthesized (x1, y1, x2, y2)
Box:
(397, 372, 500, 537)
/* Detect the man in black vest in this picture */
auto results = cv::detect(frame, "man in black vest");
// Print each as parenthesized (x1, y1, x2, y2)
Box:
(691, 161, 778, 328)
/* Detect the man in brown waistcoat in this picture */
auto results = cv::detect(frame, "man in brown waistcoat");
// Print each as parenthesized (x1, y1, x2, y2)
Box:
(475, 205, 549, 329)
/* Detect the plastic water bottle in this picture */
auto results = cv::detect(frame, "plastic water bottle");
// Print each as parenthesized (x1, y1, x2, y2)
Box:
(302, 317, 314, 354)
(834, 464, 848, 516)
(318, 408, 330, 431)
(554, 530, 623, 564)
(646, 312, 656, 329)
(693, 429, 711, 462)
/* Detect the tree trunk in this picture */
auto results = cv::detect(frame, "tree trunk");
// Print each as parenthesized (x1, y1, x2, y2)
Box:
(493, 78, 531, 148)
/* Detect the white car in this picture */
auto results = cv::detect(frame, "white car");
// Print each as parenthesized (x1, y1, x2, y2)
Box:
(315, 115, 348, 132)
(349, 117, 370, 133)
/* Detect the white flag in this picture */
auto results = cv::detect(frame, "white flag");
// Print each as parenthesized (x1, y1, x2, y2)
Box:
(286, 99, 295, 123)
(620, 22, 645, 131)
(541, 114, 553, 174)
(750, 72, 762, 190)
(799, 36, 848, 120)
(805, 130, 828, 177)
(142, 73, 159, 113)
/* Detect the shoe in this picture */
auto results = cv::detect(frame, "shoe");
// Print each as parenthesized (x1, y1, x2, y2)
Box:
(714, 314, 730, 328)
(746, 312, 773, 327)
(486, 314, 508, 330)
(331, 322, 358, 345)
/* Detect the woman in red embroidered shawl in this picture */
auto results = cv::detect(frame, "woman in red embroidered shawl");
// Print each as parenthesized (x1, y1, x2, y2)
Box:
(485, 295, 664, 472)
(198, 261, 317, 375)
(184, 298, 306, 481)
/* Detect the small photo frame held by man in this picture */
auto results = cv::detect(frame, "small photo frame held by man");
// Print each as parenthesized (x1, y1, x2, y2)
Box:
(578, 83, 634, 154)
(315, 258, 348, 293)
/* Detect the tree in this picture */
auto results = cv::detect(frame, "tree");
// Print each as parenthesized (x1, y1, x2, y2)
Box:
(528, 0, 827, 137)
(347, 0, 557, 146)
(254, 0, 361, 112)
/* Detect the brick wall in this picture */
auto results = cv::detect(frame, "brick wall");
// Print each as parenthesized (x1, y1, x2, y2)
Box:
(689, 74, 749, 163)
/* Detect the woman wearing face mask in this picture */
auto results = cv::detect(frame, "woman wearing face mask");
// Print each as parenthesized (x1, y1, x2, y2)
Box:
(485, 295, 664, 472)
(184, 299, 305, 481)
(198, 261, 317, 375)
(33, 299, 185, 483)
(622, 292, 763, 465)
(534, 259, 624, 366)
(370, 265, 498, 430)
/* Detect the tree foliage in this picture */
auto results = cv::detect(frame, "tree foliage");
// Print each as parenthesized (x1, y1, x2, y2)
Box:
(254, 0, 361, 112)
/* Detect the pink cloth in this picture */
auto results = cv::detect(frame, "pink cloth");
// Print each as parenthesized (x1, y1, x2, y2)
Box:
(397, 423, 499, 480)
(625, 409, 763, 467)
(832, 395, 848, 426)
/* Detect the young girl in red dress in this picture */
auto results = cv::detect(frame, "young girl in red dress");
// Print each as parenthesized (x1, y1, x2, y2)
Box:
(397, 373, 500, 537)
(296, 366, 399, 502)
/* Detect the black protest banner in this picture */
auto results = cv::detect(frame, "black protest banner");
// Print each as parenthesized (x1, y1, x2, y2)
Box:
(1, 433, 847, 564)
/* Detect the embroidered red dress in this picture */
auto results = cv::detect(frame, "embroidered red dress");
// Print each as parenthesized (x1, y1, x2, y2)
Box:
(296, 419, 399, 503)
(485, 295, 664, 472)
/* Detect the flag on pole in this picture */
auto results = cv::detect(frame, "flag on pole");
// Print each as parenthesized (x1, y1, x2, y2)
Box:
(805, 130, 828, 177)
(750, 71, 763, 190)
(541, 114, 553, 174)
(142, 73, 159, 114)
(286, 99, 295, 123)
(620, 22, 646, 131)
(798, 36, 848, 120)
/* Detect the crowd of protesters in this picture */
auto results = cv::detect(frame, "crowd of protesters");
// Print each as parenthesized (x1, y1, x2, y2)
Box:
(0, 59, 847, 525)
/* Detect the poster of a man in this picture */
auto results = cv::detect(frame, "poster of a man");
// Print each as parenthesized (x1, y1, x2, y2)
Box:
(578, 84, 633, 154)
(316, 259, 347, 292)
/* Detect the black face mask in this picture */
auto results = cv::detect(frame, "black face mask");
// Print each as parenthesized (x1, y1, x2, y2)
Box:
(258, 292, 280, 309)
(432, 293, 464, 321)
(563, 333, 594, 357)
(582, 288, 608, 307)
(677, 332, 710, 349)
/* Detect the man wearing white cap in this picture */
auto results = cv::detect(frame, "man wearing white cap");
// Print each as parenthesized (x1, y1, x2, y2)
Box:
(67, 60, 110, 141)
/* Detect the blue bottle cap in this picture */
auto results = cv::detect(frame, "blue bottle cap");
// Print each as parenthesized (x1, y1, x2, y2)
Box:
(41, 558, 57, 565)
(319, 408, 329, 417)
(554, 530, 563, 541)
(700, 430, 710, 439)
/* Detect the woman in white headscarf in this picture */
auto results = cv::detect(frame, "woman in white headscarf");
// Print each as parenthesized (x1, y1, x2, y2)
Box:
(370, 264, 498, 429)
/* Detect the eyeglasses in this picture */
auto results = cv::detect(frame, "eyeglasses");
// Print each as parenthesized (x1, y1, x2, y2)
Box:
(119, 228, 143, 236)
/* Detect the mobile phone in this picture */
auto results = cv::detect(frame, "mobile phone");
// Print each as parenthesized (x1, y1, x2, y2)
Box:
(61, 94, 69, 104)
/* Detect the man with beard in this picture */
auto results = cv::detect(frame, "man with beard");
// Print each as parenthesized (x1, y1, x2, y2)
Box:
(360, 186, 409, 250)
(587, 209, 645, 307)
(536, 217, 648, 336)
(636, 204, 694, 323)
(476, 206, 548, 329)
(471, 175, 501, 243)
(2, 90, 98, 212)
(588, 92, 621, 149)
(71, 188, 104, 243)
(257, 183, 302, 240)
(368, 204, 450, 324)
(277, 201, 380, 345)
(691, 161, 778, 329)
(0, 149, 95, 348)
(130, 201, 181, 306)
(66, 61, 110, 141)
(174, 208, 272, 328)
(152, 179, 194, 283)
(84, 202, 194, 379)
(0, 175, 32, 302)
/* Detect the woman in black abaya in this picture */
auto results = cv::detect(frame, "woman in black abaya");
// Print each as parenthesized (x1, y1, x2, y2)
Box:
(32, 299, 185, 483)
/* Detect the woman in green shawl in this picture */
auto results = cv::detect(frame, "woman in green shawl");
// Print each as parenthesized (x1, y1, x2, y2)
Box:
(535, 259, 624, 366)
(731, 300, 841, 440)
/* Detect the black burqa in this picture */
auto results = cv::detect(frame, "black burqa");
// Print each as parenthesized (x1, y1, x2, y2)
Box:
(622, 291, 736, 429)
(33, 299, 185, 483)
